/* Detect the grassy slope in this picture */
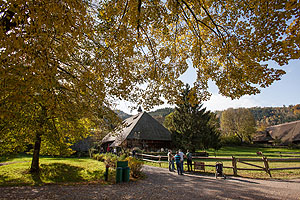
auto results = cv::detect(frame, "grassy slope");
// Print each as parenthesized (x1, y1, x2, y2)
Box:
(0, 155, 113, 186)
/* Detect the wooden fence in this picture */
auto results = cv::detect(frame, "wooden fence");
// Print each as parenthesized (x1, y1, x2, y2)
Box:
(136, 153, 300, 177)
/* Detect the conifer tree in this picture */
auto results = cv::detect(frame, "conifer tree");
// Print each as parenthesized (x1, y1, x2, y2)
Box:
(166, 85, 221, 151)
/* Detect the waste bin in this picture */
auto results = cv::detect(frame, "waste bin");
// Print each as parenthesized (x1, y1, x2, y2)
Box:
(122, 166, 130, 182)
(116, 167, 123, 183)
(116, 161, 130, 183)
(117, 161, 128, 168)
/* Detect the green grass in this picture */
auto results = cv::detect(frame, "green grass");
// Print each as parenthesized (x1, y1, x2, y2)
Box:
(144, 146, 300, 179)
(0, 155, 115, 186)
(207, 146, 300, 157)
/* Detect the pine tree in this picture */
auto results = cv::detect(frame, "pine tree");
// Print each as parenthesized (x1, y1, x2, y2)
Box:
(166, 85, 221, 151)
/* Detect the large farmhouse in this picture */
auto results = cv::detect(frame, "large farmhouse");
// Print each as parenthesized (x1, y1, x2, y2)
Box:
(254, 120, 300, 145)
(101, 110, 172, 151)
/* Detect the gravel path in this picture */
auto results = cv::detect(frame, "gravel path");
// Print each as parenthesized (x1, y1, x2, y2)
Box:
(1, 165, 300, 200)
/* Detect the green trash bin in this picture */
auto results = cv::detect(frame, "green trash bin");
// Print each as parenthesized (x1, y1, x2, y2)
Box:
(122, 166, 130, 182)
(117, 161, 128, 168)
(116, 167, 123, 183)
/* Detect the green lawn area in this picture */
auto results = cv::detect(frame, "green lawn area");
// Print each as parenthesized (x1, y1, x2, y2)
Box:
(144, 146, 300, 179)
(0, 154, 114, 186)
(207, 146, 300, 157)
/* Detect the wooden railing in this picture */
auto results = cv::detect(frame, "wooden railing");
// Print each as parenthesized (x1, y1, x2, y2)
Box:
(136, 153, 168, 166)
(136, 153, 300, 177)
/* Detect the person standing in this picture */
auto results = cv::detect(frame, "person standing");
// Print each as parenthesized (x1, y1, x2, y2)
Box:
(168, 150, 175, 172)
(178, 149, 185, 173)
(186, 150, 193, 172)
(132, 148, 136, 158)
(174, 151, 183, 175)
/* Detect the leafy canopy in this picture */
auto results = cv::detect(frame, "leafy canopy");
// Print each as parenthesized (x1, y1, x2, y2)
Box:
(220, 108, 256, 143)
(1, 0, 299, 156)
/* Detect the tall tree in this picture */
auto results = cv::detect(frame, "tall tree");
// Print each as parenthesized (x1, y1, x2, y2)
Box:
(164, 85, 221, 151)
(1, 0, 299, 172)
(220, 108, 256, 143)
(0, 0, 120, 172)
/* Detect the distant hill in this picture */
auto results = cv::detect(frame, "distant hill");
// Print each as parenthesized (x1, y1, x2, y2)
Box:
(249, 105, 300, 126)
(149, 107, 174, 124)
(116, 104, 300, 128)
(215, 105, 300, 127)
(115, 108, 174, 124)
(115, 110, 132, 120)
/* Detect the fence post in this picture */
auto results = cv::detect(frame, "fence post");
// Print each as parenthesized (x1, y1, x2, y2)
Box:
(263, 156, 272, 177)
(232, 156, 238, 176)
(158, 156, 161, 167)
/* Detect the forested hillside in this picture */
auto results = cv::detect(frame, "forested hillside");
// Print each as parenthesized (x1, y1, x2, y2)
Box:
(214, 105, 300, 127)
(149, 108, 174, 124)
(118, 105, 300, 127)
(249, 105, 300, 126)
(115, 110, 132, 120)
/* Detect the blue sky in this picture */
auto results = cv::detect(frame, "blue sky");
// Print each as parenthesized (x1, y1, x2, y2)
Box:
(117, 59, 300, 114)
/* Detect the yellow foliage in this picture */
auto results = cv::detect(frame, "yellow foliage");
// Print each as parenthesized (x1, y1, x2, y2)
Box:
(1, 0, 299, 156)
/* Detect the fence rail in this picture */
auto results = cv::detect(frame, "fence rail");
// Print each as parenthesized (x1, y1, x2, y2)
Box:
(136, 153, 300, 177)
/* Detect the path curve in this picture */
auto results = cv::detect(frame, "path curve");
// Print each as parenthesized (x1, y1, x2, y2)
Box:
(1, 165, 300, 199)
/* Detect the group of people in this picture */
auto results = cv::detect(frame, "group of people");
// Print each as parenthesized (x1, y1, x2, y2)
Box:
(167, 149, 193, 175)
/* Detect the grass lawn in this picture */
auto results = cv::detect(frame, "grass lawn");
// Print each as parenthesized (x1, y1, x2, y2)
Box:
(144, 146, 300, 179)
(0, 154, 114, 186)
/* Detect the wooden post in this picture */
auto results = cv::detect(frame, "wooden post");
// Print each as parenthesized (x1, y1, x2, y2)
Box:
(159, 156, 161, 167)
(263, 156, 272, 177)
(232, 156, 238, 176)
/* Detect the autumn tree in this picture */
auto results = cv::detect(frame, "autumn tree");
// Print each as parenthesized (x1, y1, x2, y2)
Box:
(1, 0, 299, 172)
(0, 0, 120, 172)
(220, 108, 256, 143)
(164, 85, 221, 151)
(293, 105, 300, 116)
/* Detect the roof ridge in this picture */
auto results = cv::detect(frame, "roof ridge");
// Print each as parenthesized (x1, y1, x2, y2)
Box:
(110, 112, 144, 146)
(269, 120, 300, 128)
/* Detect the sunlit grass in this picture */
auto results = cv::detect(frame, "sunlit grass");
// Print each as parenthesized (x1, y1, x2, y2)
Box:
(0, 155, 114, 186)
(144, 146, 300, 179)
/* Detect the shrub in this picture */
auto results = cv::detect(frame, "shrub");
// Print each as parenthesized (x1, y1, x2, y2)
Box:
(125, 157, 143, 178)
(103, 153, 119, 168)
(119, 154, 127, 161)
(88, 147, 97, 158)
(220, 135, 242, 146)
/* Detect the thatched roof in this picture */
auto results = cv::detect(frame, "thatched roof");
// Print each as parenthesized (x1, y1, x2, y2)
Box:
(254, 120, 300, 144)
(267, 120, 300, 144)
(253, 131, 273, 143)
(102, 111, 172, 147)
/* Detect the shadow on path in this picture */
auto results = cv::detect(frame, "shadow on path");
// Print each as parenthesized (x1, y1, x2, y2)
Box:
(0, 165, 300, 199)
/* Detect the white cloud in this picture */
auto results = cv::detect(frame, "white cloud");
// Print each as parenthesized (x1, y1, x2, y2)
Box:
(117, 93, 261, 114)
(203, 94, 261, 111)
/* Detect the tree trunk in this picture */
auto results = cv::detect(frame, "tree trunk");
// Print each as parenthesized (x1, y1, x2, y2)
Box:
(30, 132, 41, 173)
(30, 105, 47, 173)
(235, 132, 243, 143)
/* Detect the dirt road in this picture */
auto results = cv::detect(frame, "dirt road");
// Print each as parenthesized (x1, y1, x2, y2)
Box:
(1, 165, 300, 199)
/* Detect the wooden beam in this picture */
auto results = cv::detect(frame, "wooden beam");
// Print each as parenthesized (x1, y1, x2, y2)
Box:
(270, 167, 300, 171)
(238, 160, 265, 169)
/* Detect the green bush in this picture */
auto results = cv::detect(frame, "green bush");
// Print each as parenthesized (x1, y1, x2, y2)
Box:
(92, 152, 144, 178)
(119, 154, 127, 161)
(102, 153, 118, 168)
(221, 135, 242, 146)
(92, 153, 106, 162)
(125, 157, 143, 178)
